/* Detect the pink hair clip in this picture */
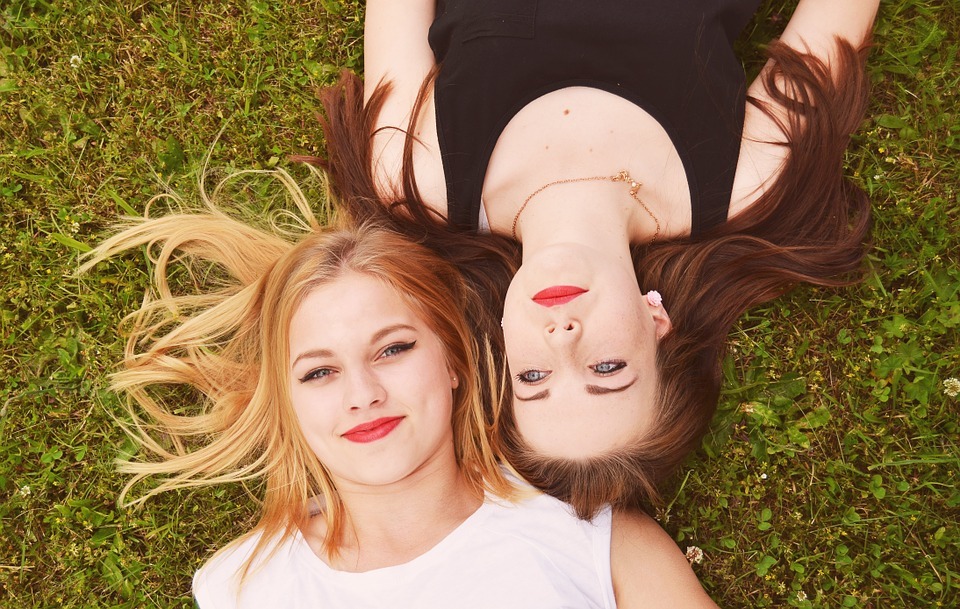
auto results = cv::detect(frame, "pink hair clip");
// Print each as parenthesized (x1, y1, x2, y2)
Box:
(645, 290, 663, 307)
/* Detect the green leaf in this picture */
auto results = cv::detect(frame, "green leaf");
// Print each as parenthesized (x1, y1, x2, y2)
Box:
(798, 407, 831, 430)
(158, 136, 186, 175)
(842, 508, 862, 526)
(107, 189, 140, 217)
(50, 233, 92, 252)
(775, 373, 807, 400)
(787, 425, 811, 448)
(755, 555, 778, 576)
(877, 114, 909, 129)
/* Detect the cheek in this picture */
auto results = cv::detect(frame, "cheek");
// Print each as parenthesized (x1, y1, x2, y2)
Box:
(289, 386, 336, 441)
(500, 320, 533, 376)
(411, 362, 457, 424)
(500, 284, 528, 346)
(417, 370, 456, 414)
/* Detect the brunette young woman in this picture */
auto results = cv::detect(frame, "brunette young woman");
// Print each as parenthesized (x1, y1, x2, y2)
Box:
(83, 173, 719, 608)
(311, 0, 880, 519)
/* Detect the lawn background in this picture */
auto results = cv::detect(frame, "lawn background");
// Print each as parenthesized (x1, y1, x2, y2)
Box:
(1, 0, 957, 607)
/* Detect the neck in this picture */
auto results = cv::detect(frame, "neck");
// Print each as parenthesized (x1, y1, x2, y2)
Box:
(515, 181, 641, 266)
(322, 450, 481, 572)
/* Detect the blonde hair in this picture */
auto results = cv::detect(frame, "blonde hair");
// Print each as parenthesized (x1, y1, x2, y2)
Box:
(82, 168, 513, 572)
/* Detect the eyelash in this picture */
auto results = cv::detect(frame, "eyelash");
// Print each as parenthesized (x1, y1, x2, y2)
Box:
(515, 369, 550, 384)
(298, 341, 417, 384)
(381, 340, 416, 358)
(591, 360, 626, 375)
(299, 368, 333, 383)
(515, 360, 626, 384)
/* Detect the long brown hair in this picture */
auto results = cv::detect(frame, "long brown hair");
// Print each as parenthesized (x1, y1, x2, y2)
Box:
(309, 37, 872, 518)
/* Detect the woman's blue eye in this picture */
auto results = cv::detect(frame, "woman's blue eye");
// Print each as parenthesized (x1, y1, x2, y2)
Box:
(299, 368, 334, 383)
(516, 369, 550, 384)
(592, 361, 626, 375)
(381, 341, 416, 358)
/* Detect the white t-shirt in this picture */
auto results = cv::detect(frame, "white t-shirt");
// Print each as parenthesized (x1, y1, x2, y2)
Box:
(193, 490, 615, 609)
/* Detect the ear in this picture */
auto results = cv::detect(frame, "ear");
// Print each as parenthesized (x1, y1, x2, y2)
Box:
(644, 293, 672, 341)
(652, 305, 672, 341)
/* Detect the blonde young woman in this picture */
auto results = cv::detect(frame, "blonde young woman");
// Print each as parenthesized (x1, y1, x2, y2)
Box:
(312, 0, 880, 518)
(84, 173, 718, 608)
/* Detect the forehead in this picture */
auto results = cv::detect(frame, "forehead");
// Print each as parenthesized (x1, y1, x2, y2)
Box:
(512, 382, 655, 458)
(301, 272, 404, 312)
(289, 273, 417, 339)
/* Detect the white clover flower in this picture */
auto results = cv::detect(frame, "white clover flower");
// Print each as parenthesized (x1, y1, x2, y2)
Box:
(685, 546, 704, 565)
(944, 378, 960, 398)
(69, 54, 82, 69)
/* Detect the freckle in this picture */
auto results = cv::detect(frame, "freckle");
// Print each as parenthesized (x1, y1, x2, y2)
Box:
(563, 109, 570, 116)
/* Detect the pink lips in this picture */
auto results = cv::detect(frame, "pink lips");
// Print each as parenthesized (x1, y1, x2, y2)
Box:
(532, 285, 587, 307)
(342, 416, 404, 443)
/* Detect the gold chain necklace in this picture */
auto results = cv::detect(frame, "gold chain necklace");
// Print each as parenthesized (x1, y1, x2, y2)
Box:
(510, 170, 661, 242)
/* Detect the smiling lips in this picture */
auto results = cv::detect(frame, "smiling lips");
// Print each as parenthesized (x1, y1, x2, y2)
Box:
(342, 416, 404, 443)
(533, 285, 587, 307)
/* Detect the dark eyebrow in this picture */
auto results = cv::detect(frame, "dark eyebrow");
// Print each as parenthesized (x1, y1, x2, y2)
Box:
(515, 389, 550, 402)
(585, 376, 638, 395)
(291, 324, 417, 367)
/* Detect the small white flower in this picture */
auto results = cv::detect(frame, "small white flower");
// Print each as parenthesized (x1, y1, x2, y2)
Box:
(797, 590, 808, 602)
(69, 54, 82, 68)
(18, 485, 31, 497)
(944, 378, 960, 398)
(760, 472, 768, 480)
(685, 546, 704, 565)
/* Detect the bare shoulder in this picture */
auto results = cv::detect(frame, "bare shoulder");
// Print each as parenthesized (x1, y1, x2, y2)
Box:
(610, 509, 719, 609)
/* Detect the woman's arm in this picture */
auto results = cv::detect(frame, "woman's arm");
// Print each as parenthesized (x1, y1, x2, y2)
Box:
(363, 0, 436, 105)
(773, 0, 880, 67)
(363, 0, 445, 205)
(610, 510, 720, 609)
(730, 0, 880, 215)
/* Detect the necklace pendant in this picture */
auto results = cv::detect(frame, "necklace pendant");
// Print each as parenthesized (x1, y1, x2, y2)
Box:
(512, 168, 660, 244)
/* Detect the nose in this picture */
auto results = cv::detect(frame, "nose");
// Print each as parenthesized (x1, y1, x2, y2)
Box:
(545, 317, 581, 343)
(343, 366, 386, 411)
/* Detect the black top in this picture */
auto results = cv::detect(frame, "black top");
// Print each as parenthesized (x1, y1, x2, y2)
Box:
(428, 0, 761, 234)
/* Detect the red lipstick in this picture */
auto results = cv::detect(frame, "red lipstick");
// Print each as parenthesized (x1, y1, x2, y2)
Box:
(532, 285, 587, 307)
(342, 417, 404, 443)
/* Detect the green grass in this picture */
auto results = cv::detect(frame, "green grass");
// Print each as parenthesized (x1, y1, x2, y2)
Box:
(1, 0, 957, 607)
